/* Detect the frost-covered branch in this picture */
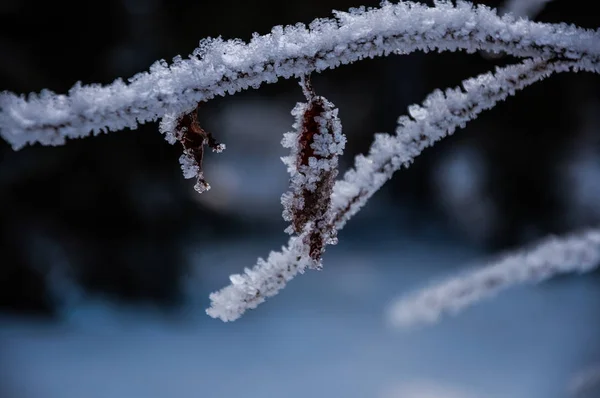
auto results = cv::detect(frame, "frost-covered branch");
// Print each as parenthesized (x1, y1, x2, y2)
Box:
(205, 231, 317, 321)
(385, 228, 600, 329)
(480, 0, 554, 60)
(330, 57, 584, 230)
(206, 78, 346, 321)
(206, 57, 581, 321)
(2, 1, 600, 149)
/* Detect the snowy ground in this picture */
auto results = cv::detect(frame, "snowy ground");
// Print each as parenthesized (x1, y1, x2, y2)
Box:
(1, 226, 599, 398)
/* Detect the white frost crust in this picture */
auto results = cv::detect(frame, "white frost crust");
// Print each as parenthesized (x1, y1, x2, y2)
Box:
(330, 58, 580, 229)
(207, 58, 577, 322)
(206, 229, 315, 322)
(2, 1, 600, 149)
(385, 228, 600, 329)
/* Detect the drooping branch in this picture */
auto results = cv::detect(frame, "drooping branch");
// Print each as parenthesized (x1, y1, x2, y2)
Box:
(206, 57, 580, 322)
(2, 1, 600, 149)
(385, 227, 600, 329)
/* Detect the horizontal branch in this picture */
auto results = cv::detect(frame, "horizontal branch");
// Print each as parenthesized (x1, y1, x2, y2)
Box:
(206, 57, 581, 321)
(2, 1, 600, 149)
(385, 228, 600, 329)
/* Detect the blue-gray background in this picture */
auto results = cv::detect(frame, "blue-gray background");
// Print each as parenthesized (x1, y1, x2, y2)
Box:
(0, 0, 599, 397)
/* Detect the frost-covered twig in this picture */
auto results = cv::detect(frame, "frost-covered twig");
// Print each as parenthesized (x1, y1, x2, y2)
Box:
(2, 1, 600, 149)
(206, 77, 345, 321)
(206, 57, 580, 321)
(385, 228, 600, 329)
(480, 0, 554, 60)
(330, 57, 584, 230)
(205, 230, 318, 321)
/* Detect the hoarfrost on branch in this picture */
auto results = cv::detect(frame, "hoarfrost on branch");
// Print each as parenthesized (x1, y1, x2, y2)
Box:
(0, 1, 599, 323)
(385, 228, 600, 329)
(1, 1, 600, 149)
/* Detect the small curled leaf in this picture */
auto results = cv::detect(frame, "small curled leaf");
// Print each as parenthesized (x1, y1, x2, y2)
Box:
(159, 104, 225, 194)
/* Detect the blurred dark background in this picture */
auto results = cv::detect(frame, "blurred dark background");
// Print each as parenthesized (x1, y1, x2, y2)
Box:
(1, 0, 600, 397)
(1, 0, 598, 315)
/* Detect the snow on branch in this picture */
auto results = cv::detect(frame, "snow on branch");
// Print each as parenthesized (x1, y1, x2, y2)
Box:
(385, 228, 600, 329)
(206, 57, 579, 322)
(205, 231, 316, 321)
(2, 1, 600, 149)
(330, 57, 583, 230)
(206, 77, 345, 321)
